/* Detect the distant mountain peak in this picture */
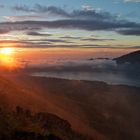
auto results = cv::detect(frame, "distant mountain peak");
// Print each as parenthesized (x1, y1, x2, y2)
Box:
(114, 50, 140, 64)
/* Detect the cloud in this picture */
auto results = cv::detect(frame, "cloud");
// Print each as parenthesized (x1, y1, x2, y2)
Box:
(3, 15, 43, 22)
(82, 5, 94, 11)
(0, 39, 112, 48)
(0, 5, 4, 8)
(27, 31, 52, 36)
(123, 0, 140, 3)
(43, 39, 73, 43)
(12, 5, 33, 12)
(81, 38, 115, 41)
(0, 21, 42, 33)
(0, 38, 73, 47)
(11, 4, 114, 21)
(24, 58, 118, 72)
(60, 36, 82, 40)
(23, 38, 73, 43)
(0, 39, 134, 48)
(132, 46, 140, 48)
(0, 29, 10, 34)
(0, 4, 137, 36)
(117, 28, 140, 35)
(12, 4, 69, 17)
(26, 57, 140, 85)
(0, 19, 139, 32)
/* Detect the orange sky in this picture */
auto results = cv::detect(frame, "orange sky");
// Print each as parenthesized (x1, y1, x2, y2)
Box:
(0, 46, 139, 70)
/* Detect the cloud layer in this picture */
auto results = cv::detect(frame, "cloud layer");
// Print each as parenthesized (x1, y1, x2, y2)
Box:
(0, 4, 135, 36)
(123, 0, 140, 3)
(0, 18, 140, 35)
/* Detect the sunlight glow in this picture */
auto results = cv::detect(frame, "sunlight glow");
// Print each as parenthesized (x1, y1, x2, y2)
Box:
(0, 47, 15, 55)
(0, 47, 19, 70)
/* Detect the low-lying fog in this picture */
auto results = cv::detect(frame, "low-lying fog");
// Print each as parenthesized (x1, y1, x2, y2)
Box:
(31, 59, 140, 87)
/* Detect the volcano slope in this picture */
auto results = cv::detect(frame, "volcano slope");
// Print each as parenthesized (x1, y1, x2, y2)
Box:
(1, 74, 140, 140)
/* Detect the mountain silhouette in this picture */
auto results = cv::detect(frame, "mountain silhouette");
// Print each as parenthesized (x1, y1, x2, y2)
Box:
(114, 50, 140, 64)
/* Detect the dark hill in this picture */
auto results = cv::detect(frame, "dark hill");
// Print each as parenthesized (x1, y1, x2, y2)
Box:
(114, 50, 140, 64)
(1, 74, 140, 140)
(0, 75, 92, 140)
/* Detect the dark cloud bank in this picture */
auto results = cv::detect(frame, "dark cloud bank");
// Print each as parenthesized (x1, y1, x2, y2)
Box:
(0, 4, 139, 36)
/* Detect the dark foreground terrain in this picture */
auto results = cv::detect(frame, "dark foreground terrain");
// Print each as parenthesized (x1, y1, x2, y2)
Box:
(0, 74, 140, 140)
(0, 106, 89, 140)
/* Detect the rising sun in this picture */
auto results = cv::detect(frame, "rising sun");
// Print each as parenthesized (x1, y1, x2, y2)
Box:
(0, 47, 18, 70)
(0, 47, 15, 55)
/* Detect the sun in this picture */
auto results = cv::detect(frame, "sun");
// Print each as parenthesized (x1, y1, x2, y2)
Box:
(0, 47, 18, 70)
(0, 47, 15, 55)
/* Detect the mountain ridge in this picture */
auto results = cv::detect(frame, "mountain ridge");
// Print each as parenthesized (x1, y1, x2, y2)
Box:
(114, 50, 140, 64)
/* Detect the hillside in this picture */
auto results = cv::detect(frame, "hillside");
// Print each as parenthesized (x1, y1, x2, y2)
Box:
(114, 50, 140, 64)
(0, 75, 104, 140)
(2, 74, 140, 140)
(0, 75, 93, 140)
(0, 106, 90, 140)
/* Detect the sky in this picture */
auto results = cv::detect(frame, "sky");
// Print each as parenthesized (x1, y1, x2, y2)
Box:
(0, 0, 139, 49)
